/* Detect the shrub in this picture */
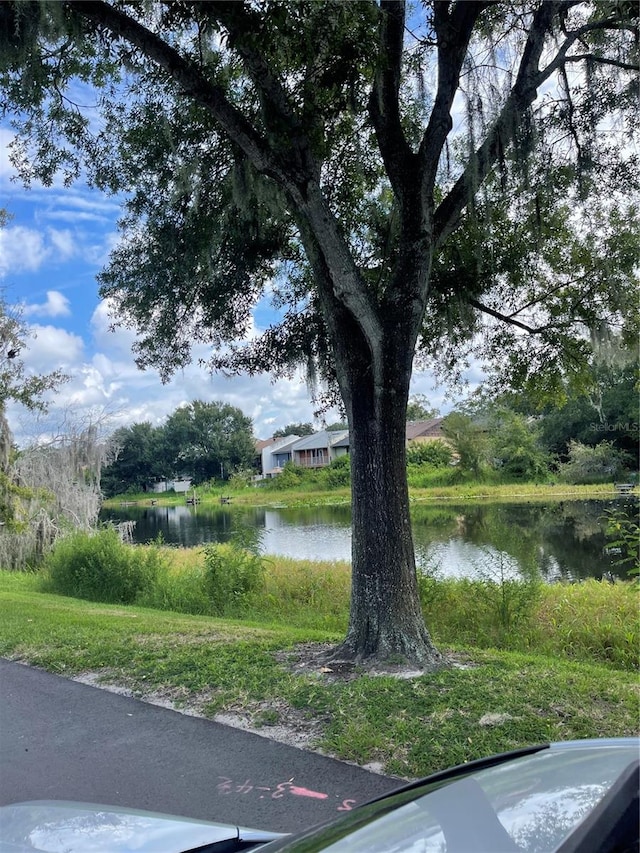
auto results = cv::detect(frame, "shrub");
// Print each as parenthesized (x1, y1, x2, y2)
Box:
(406, 440, 453, 468)
(228, 467, 254, 489)
(43, 527, 164, 603)
(202, 543, 266, 615)
(269, 462, 307, 490)
(490, 412, 551, 481)
(559, 440, 630, 484)
(603, 506, 640, 576)
(441, 413, 491, 477)
(322, 455, 351, 488)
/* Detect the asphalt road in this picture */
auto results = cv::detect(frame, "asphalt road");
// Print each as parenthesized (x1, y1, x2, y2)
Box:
(0, 658, 399, 833)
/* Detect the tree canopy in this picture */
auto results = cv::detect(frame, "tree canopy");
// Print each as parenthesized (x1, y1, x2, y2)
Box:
(101, 421, 167, 497)
(272, 422, 314, 439)
(2, 1, 637, 665)
(0, 298, 66, 423)
(101, 400, 256, 495)
(164, 400, 255, 483)
(406, 395, 440, 422)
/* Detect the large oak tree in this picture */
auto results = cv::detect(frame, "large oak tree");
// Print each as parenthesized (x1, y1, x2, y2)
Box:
(1, 1, 637, 665)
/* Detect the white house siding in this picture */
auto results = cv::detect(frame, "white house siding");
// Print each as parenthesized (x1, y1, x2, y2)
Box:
(151, 478, 192, 493)
(261, 435, 300, 478)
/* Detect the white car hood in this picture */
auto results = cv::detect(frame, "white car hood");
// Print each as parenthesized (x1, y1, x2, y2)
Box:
(0, 801, 283, 853)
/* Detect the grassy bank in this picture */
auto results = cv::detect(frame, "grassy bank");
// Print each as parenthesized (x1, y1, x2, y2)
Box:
(31, 530, 639, 669)
(102, 481, 622, 510)
(0, 569, 637, 780)
(2, 530, 638, 781)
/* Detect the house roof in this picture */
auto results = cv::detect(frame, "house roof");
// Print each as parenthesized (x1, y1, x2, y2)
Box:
(292, 430, 350, 451)
(257, 434, 300, 453)
(405, 418, 445, 440)
(271, 436, 300, 454)
(292, 430, 333, 451)
(331, 432, 350, 448)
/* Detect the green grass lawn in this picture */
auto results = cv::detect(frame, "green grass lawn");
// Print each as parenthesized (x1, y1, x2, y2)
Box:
(1, 570, 637, 780)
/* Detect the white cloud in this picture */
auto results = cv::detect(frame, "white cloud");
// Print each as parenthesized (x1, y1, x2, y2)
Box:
(21, 324, 85, 373)
(409, 363, 485, 415)
(33, 190, 122, 227)
(90, 299, 138, 357)
(62, 364, 127, 408)
(23, 290, 72, 319)
(11, 310, 331, 447)
(0, 222, 82, 279)
(47, 228, 76, 261)
(11, 300, 477, 451)
(0, 225, 48, 277)
(11, 314, 458, 448)
(83, 228, 120, 268)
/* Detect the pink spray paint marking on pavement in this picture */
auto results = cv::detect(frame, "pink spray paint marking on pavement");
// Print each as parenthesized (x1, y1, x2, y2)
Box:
(288, 784, 329, 800)
(216, 776, 354, 810)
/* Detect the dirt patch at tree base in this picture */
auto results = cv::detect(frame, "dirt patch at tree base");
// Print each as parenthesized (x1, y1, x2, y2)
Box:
(273, 642, 441, 682)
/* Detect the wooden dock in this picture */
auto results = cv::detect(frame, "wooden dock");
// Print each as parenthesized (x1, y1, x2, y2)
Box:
(614, 483, 635, 495)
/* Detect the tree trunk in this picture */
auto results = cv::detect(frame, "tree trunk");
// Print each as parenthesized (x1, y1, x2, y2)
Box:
(293, 181, 443, 669)
(331, 339, 444, 670)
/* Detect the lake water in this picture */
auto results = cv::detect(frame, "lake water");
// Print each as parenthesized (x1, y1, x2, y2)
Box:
(99, 496, 637, 582)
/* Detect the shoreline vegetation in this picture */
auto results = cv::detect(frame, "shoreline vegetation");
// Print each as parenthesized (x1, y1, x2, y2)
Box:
(1, 512, 637, 778)
(102, 481, 628, 510)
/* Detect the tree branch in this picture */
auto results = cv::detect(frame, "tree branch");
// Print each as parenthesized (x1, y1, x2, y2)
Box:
(564, 54, 639, 72)
(417, 1, 490, 193)
(204, 3, 305, 138)
(507, 274, 589, 318)
(532, 18, 638, 83)
(368, 0, 417, 198)
(433, 1, 563, 247)
(63, 1, 280, 178)
(375, 1, 487, 326)
(206, 1, 322, 182)
(469, 297, 555, 334)
(64, 2, 382, 353)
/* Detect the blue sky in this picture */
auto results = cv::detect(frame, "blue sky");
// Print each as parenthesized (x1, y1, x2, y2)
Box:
(1, 124, 479, 449)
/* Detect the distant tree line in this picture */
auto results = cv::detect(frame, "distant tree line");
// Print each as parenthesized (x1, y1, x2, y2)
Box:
(103, 355, 637, 498)
(101, 400, 255, 497)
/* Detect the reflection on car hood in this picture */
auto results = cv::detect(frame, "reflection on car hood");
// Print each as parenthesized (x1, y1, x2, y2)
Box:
(0, 801, 283, 853)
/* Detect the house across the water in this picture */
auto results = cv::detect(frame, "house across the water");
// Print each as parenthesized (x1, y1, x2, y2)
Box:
(255, 419, 446, 479)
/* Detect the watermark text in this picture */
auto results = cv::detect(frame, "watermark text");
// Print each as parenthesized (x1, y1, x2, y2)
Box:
(590, 422, 638, 433)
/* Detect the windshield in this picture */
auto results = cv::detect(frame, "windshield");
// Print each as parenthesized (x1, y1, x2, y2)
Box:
(267, 743, 639, 853)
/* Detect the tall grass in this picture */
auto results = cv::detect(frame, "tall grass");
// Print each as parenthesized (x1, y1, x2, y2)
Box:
(140, 551, 350, 629)
(533, 580, 639, 669)
(37, 535, 638, 670)
(260, 557, 351, 629)
(101, 481, 617, 512)
(42, 528, 168, 604)
(420, 576, 638, 670)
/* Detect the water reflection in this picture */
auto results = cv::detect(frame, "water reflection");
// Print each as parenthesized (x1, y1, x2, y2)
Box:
(99, 497, 636, 581)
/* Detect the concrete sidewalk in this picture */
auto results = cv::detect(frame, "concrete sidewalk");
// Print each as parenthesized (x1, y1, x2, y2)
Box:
(0, 658, 398, 833)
